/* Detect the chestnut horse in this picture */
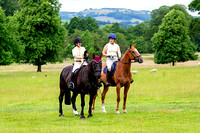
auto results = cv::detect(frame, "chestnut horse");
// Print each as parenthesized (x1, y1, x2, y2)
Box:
(59, 53, 102, 119)
(92, 44, 143, 114)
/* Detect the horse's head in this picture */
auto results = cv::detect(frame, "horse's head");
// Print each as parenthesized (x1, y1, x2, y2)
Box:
(89, 53, 102, 79)
(128, 44, 143, 63)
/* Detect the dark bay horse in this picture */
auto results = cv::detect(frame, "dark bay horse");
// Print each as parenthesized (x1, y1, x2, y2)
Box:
(92, 44, 143, 114)
(59, 53, 102, 119)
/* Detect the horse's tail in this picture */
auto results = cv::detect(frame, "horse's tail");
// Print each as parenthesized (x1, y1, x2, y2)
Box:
(60, 67, 72, 105)
(64, 88, 71, 105)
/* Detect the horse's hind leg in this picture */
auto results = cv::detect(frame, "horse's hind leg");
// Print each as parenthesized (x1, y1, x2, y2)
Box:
(80, 94, 86, 119)
(101, 86, 109, 113)
(71, 92, 79, 116)
(92, 94, 97, 113)
(123, 84, 130, 113)
(59, 89, 64, 117)
(89, 90, 97, 117)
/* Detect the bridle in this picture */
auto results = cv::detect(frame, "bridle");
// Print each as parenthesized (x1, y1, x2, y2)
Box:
(88, 59, 102, 77)
(119, 48, 141, 64)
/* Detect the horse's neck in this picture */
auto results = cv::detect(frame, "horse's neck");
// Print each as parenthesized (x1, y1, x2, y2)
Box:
(84, 63, 95, 80)
(119, 51, 131, 73)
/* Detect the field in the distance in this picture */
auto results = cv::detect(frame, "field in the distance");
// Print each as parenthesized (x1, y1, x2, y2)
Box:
(0, 55, 200, 132)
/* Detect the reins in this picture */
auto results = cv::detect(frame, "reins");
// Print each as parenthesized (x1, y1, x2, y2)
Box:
(118, 60, 135, 64)
(118, 48, 141, 64)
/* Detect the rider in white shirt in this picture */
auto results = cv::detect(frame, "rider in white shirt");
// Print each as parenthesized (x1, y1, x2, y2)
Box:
(68, 38, 88, 89)
(102, 33, 121, 86)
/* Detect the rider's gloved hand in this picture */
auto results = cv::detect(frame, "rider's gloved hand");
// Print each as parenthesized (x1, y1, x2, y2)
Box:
(108, 55, 114, 60)
(84, 56, 88, 60)
(118, 57, 121, 61)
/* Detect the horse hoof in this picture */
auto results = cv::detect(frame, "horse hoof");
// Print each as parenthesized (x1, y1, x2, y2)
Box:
(59, 113, 64, 117)
(103, 110, 107, 113)
(80, 116, 85, 120)
(116, 111, 120, 115)
(75, 114, 80, 116)
(88, 114, 93, 118)
(102, 108, 107, 113)
(124, 110, 128, 113)
(92, 110, 95, 113)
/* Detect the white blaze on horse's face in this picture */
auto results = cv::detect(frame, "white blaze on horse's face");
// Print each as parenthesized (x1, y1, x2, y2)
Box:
(134, 48, 140, 56)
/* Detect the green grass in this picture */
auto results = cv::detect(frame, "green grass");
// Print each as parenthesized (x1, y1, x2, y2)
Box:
(0, 65, 200, 132)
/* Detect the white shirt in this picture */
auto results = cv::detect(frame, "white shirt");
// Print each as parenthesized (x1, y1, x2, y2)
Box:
(72, 46, 86, 61)
(106, 43, 119, 56)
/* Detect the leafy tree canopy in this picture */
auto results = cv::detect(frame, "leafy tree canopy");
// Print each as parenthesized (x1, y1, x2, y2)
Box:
(152, 9, 197, 65)
(15, 0, 66, 72)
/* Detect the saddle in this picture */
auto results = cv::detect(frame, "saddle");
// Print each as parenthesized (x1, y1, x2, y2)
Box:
(103, 61, 118, 75)
(74, 65, 87, 81)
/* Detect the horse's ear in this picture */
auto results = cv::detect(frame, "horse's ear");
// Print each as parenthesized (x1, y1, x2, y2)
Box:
(99, 52, 103, 59)
(93, 53, 95, 59)
(133, 44, 136, 47)
(129, 43, 132, 49)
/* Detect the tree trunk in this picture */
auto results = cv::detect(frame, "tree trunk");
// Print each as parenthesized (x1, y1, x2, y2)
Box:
(172, 61, 175, 66)
(37, 64, 42, 72)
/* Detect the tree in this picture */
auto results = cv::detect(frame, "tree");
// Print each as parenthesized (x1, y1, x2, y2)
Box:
(150, 5, 192, 44)
(109, 22, 126, 34)
(189, 17, 200, 51)
(0, 0, 20, 16)
(67, 16, 99, 34)
(126, 21, 152, 53)
(16, 0, 66, 72)
(188, 0, 200, 14)
(85, 16, 99, 32)
(150, 6, 170, 38)
(63, 20, 68, 29)
(61, 44, 74, 59)
(67, 17, 81, 34)
(91, 32, 104, 55)
(0, 7, 22, 65)
(115, 33, 128, 53)
(152, 10, 197, 66)
(81, 30, 95, 55)
(131, 36, 148, 53)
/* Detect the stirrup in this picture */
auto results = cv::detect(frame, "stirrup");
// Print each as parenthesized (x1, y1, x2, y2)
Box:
(130, 79, 134, 84)
(68, 82, 75, 89)
(105, 81, 110, 86)
(97, 83, 102, 88)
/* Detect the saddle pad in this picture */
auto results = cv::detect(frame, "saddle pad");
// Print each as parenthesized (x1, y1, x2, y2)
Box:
(103, 61, 117, 75)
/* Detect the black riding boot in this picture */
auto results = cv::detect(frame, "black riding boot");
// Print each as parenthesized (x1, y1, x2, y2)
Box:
(68, 72, 75, 89)
(130, 79, 134, 84)
(105, 71, 110, 86)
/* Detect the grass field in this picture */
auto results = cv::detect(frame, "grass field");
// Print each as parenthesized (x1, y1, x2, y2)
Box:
(0, 57, 200, 132)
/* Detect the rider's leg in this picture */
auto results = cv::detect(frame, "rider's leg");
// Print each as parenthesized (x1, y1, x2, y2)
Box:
(105, 58, 113, 86)
(68, 62, 81, 89)
(105, 71, 111, 86)
(68, 72, 75, 89)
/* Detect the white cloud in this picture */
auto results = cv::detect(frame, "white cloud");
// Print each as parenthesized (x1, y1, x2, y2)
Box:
(59, 0, 199, 16)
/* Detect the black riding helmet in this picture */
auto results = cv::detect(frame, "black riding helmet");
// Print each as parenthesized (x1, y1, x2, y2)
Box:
(74, 37, 82, 45)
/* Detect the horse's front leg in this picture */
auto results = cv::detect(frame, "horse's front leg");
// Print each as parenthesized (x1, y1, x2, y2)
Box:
(59, 89, 64, 117)
(116, 83, 121, 114)
(71, 92, 79, 116)
(89, 90, 97, 118)
(123, 83, 130, 113)
(80, 94, 85, 119)
(101, 86, 109, 113)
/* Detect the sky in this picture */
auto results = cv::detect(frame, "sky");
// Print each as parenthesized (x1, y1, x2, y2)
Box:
(59, 0, 199, 16)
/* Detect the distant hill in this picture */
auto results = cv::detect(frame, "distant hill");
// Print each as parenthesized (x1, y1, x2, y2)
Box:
(59, 8, 151, 25)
